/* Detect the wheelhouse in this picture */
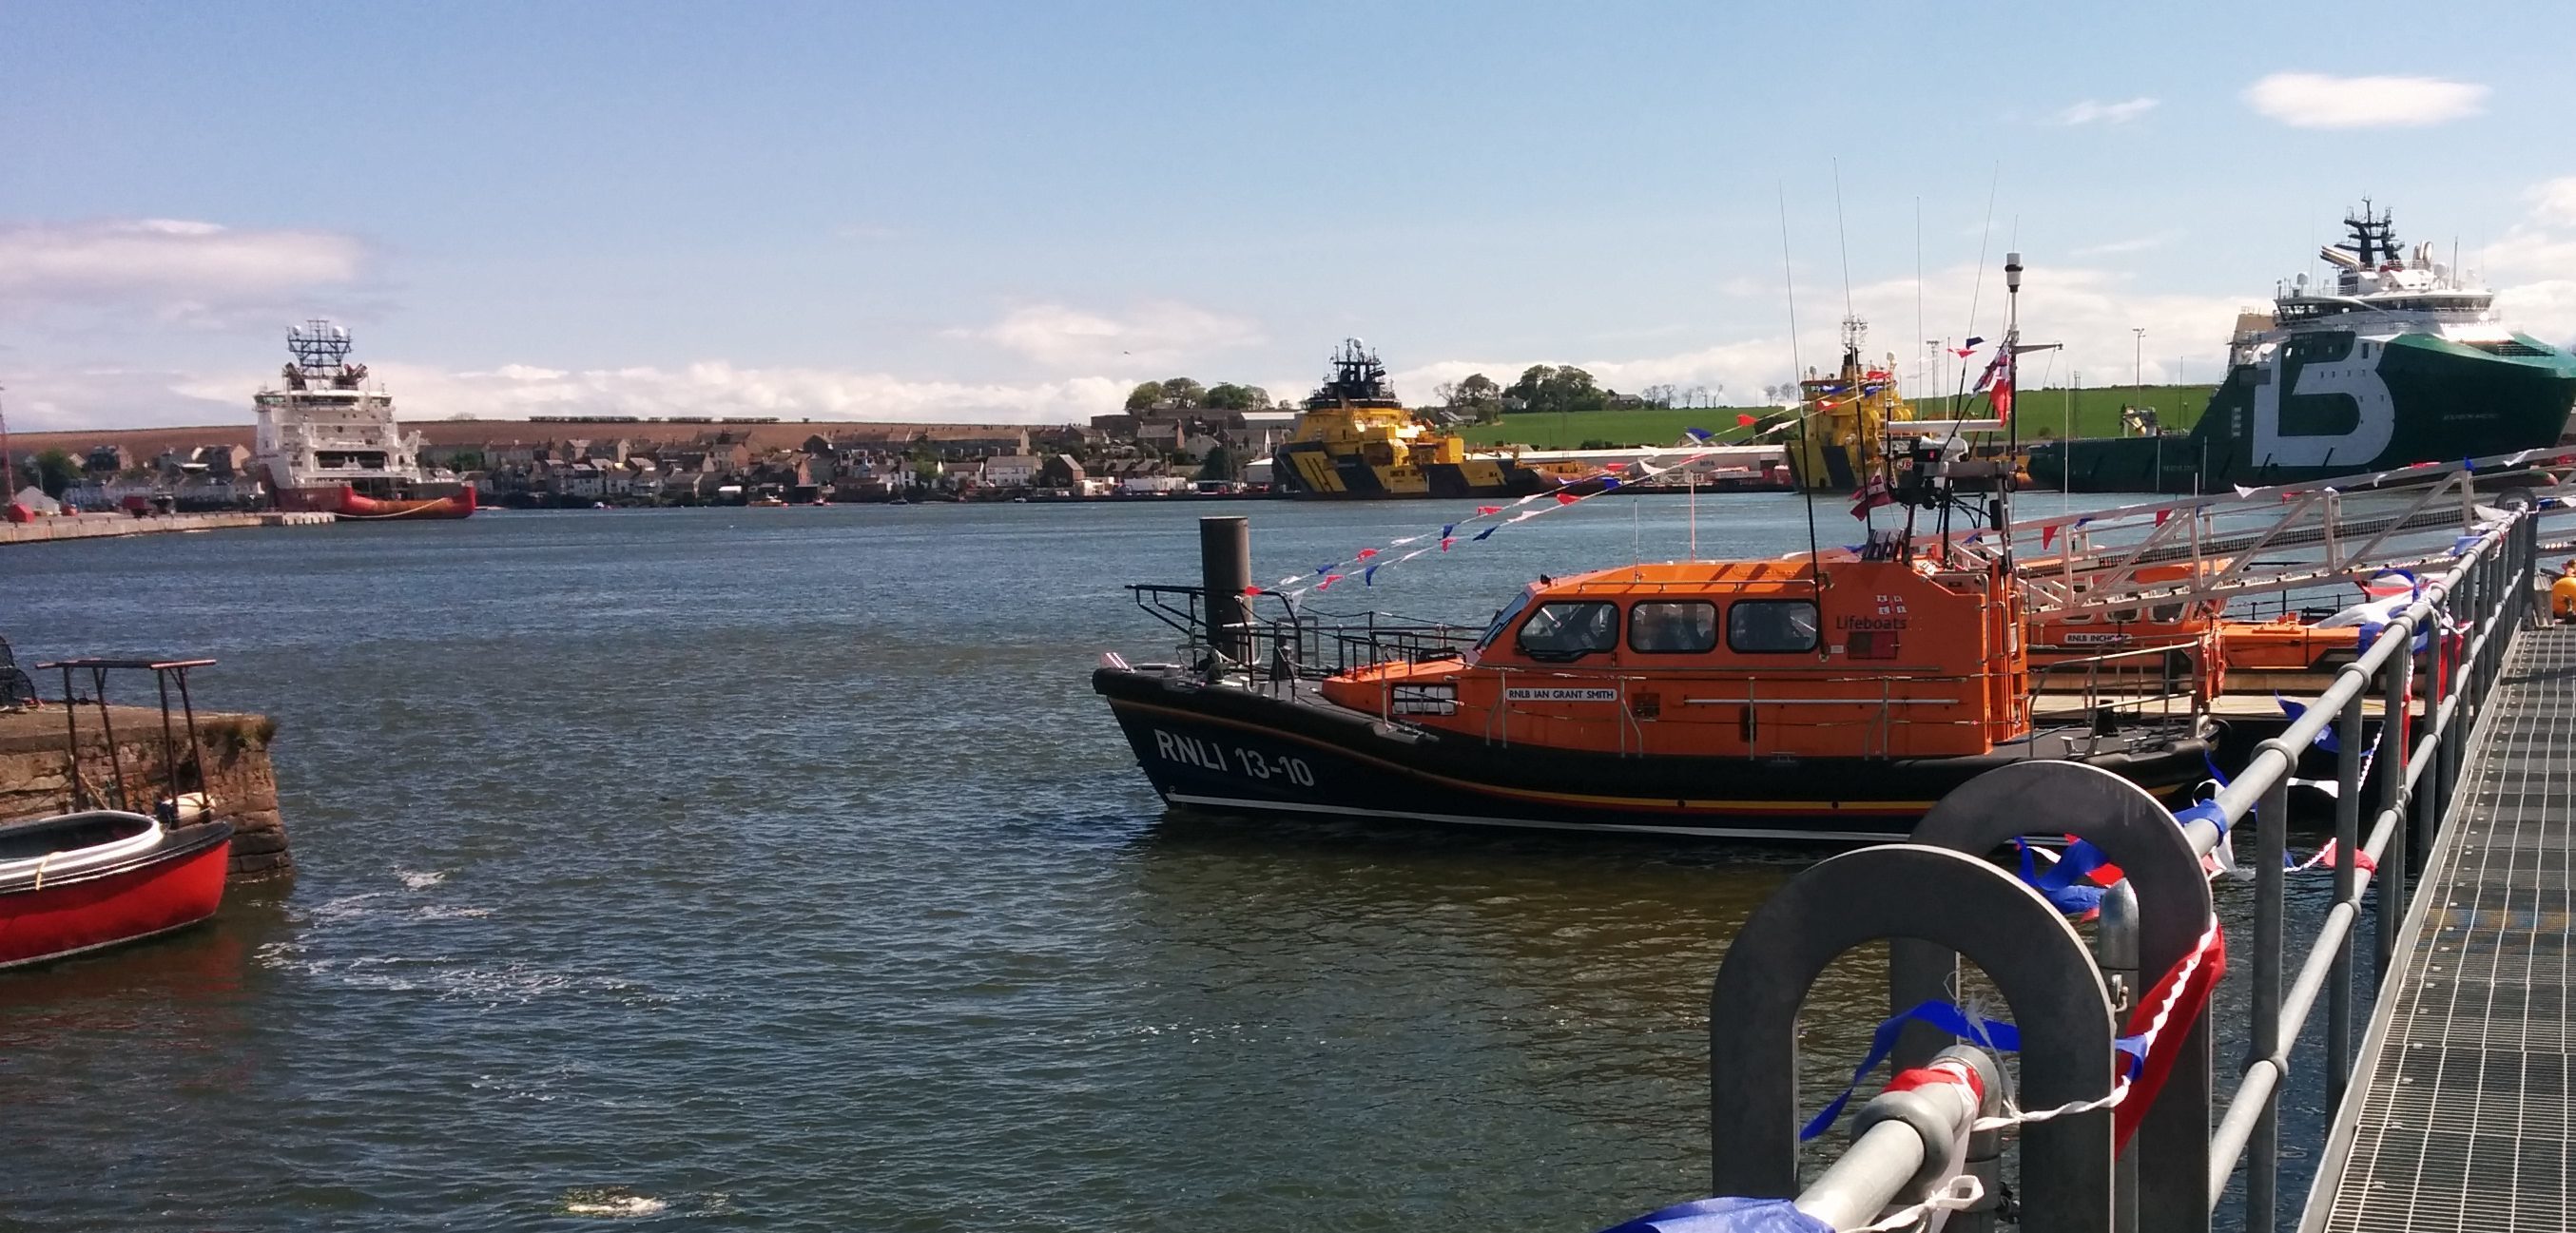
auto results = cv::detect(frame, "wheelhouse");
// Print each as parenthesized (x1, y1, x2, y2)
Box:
(1314, 557, 2034, 760)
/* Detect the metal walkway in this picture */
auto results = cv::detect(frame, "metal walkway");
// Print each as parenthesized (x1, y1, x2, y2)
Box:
(2311, 625, 2576, 1233)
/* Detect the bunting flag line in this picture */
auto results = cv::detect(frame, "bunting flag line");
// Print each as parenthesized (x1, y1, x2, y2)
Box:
(1268, 439, 1746, 600)
(1796, 1000, 2024, 1142)
(2287, 840, 2378, 874)
(2011, 837, 2123, 919)
(2102, 918, 2226, 1149)
(1594, 1196, 1832, 1233)
(2273, 695, 2339, 753)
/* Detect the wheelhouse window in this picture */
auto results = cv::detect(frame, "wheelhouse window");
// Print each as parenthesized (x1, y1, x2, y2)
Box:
(1727, 600, 1820, 654)
(1516, 602, 1619, 660)
(1628, 601, 1718, 653)
(1476, 591, 1537, 650)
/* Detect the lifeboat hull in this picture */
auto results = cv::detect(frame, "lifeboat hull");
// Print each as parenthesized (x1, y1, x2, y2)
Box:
(0, 816, 233, 970)
(1095, 667, 2212, 841)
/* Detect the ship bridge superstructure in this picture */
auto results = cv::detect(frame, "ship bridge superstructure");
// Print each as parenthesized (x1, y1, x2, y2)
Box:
(2254, 202, 2513, 356)
(251, 319, 428, 491)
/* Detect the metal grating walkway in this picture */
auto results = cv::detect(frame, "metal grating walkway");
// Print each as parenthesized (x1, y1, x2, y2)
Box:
(2313, 625, 2576, 1233)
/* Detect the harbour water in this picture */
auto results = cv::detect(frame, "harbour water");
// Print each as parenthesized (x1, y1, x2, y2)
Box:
(0, 497, 2353, 1229)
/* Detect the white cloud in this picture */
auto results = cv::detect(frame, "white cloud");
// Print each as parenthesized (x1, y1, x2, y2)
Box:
(965, 300, 1264, 369)
(368, 362, 1133, 426)
(2526, 178, 2576, 228)
(1, 359, 1138, 433)
(2074, 232, 2178, 258)
(2482, 182, 2576, 346)
(2243, 72, 2488, 128)
(1, 366, 244, 432)
(2053, 97, 2159, 125)
(0, 219, 366, 317)
(1381, 259, 2255, 412)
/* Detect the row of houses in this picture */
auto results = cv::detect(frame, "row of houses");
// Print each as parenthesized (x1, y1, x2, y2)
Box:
(448, 424, 1218, 504)
(1086, 409, 1298, 463)
(24, 408, 1307, 509)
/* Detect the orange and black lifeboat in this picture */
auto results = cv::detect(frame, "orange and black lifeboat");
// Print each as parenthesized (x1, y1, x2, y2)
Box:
(1094, 554, 2216, 840)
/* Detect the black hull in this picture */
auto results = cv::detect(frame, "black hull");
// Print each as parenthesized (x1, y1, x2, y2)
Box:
(1094, 667, 2213, 841)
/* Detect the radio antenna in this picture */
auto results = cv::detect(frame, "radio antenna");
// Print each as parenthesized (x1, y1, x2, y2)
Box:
(1780, 183, 1827, 642)
(1915, 197, 1926, 403)
(1833, 160, 1856, 320)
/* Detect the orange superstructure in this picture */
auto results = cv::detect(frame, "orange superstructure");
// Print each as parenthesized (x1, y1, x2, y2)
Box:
(1314, 557, 2040, 761)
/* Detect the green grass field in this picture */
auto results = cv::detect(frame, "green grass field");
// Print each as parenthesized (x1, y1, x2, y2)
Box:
(1454, 384, 2218, 449)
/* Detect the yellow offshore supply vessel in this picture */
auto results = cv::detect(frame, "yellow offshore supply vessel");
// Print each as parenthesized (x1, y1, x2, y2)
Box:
(1786, 317, 1915, 491)
(1271, 339, 1570, 499)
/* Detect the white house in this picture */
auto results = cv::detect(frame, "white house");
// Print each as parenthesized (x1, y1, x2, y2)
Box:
(983, 454, 1042, 487)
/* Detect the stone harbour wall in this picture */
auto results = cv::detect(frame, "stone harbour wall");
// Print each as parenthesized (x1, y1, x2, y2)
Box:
(0, 705, 292, 880)
(0, 511, 335, 546)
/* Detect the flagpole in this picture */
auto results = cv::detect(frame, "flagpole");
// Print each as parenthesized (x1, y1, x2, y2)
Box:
(2004, 252, 2022, 579)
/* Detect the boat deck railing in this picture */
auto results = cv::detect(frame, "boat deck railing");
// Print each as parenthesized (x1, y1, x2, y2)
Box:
(29, 656, 223, 823)
(2027, 640, 2208, 727)
(1125, 583, 1482, 685)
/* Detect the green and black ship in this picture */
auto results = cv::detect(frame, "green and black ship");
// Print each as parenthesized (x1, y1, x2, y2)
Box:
(2030, 206, 2576, 492)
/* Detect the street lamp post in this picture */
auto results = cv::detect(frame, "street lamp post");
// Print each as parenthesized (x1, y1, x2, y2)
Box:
(2132, 327, 2145, 392)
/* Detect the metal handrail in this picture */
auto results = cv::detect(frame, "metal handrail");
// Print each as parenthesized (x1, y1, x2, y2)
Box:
(2188, 513, 2532, 1230)
(1689, 506, 2549, 1233)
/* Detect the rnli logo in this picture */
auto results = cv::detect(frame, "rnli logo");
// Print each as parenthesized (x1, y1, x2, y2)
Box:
(2253, 348, 2395, 468)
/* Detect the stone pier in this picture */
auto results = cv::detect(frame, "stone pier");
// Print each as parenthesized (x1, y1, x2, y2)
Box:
(0, 703, 292, 879)
(0, 511, 335, 547)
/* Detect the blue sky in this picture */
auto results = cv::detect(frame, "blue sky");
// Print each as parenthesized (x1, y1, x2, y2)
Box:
(7, 1, 2575, 430)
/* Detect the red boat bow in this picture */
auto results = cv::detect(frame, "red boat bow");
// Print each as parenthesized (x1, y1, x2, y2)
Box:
(0, 813, 232, 970)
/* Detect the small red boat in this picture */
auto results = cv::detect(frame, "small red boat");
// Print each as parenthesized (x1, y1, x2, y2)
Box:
(0, 811, 233, 970)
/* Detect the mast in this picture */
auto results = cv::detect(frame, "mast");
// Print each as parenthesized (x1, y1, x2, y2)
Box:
(2000, 251, 2022, 577)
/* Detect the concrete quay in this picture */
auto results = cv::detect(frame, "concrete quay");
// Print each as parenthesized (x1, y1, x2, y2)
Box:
(0, 511, 334, 547)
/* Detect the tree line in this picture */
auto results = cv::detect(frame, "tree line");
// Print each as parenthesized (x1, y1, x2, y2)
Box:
(1123, 378, 1272, 412)
(1119, 365, 1749, 425)
(10, 450, 84, 498)
(1435, 366, 1734, 422)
